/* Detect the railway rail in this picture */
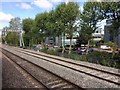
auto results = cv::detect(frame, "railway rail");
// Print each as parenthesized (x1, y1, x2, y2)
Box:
(2, 47, 82, 89)
(2, 53, 47, 89)
(15, 47, 120, 86)
(1, 45, 120, 88)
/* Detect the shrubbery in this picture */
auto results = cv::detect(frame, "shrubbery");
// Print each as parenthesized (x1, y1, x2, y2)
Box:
(40, 48, 120, 69)
(80, 51, 120, 69)
(40, 48, 48, 53)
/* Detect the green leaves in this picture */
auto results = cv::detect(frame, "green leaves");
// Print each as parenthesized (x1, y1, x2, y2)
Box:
(9, 17, 21, 30)
(5, 32, 19, 46)
(22, 18, 34, 34)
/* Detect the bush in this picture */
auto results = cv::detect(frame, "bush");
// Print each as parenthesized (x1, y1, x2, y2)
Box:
(40, 48, 48, 53)
(69, 52, 80, 60)
(40, 47, 120, 69)
(84, 51, 119, 68)
(47, 48, 56, 55)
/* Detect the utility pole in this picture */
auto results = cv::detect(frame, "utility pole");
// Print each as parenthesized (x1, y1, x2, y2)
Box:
(19, 28, 22, 48)
(19, 27, 24, 48)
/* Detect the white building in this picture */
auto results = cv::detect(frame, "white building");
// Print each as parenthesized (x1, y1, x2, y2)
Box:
(45, 32, 78, 46)
(92, 28, 104, 42)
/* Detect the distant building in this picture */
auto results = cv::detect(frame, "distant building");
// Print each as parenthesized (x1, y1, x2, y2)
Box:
(104, 19, 120, 48)
(2, 28, 20, 37)
(92, 28, 104, 42)
(45, 32, 78, 46)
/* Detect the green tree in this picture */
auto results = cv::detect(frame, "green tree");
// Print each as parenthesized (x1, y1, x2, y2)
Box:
(55, 2, 80, 54)
(22, 18, 34, 47)
(9, 17, 21, 30)
(5, 32, 19, 46)
(35, 12, 49, 48)
(79, 2, 104, 52)
(55, 3, 66, 53)
(99, 2, 120, 42)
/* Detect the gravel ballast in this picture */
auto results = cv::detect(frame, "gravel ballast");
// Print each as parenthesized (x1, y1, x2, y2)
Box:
(2, 53, 45, 89)
(2, 46, 119, 88)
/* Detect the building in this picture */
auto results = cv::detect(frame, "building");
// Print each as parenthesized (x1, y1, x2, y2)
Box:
(104, 19, 120, 48)
(45, 32, 78, 47)
(92, 28, 104, 42)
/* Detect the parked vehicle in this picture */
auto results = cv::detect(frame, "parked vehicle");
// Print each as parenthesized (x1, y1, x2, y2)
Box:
(87, 48, 94, 53)
(100, 45, 111, 50)
(81, 48, 87, 52)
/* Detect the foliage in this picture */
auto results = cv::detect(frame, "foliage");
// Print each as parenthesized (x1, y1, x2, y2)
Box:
(5, 32, 19, 46)
(47, 48, 56, 55)
(35, 12, 49, 48)
(22, 18, 34, 34)
(40, 48, 48, 53)
(104, 41, 118, 57)
(22, 18, 35, 47)
(69, 51, 80, 60)
(78, 2, 104, 47)
(55, 2, 80, 54)
(99, 2, 120, 41)
(9, 17, 21, 30)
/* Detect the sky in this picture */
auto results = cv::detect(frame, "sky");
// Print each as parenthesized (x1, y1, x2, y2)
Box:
(0, 0, 84, 30)
(0, 0, 107, 36)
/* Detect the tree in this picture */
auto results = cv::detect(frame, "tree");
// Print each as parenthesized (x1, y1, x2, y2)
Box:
(22, 18, 34, 47)
(55, 3, 66, 53)
(9, 17, 21, 30)
(79, 2, 104, 52)
(5, 32, 19, 46)
(9, 17, 24, 47)
(35, 12, 49, 48)
(55, 2, 80, 54)
(98, 2, 120, 42)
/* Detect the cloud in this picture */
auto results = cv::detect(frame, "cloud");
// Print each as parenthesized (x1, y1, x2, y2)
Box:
(0, 12, 14, 22)
(16, 3, 32, 9)
(32, 0, 53, 9)
(0, 12, 14, 29)
(51, 0, 62, 3)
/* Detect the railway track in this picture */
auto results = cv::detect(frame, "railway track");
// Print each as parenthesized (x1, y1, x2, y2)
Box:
(1, 45, 120, 88)
(14, 47, 120, 86)
(2, 53, 48, 89)
(2, 47, 82, 89)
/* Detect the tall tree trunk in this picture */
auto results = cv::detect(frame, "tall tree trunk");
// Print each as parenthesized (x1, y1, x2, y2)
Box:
(62, 33, 65, 54)
(68, 38, 72, 54)
(86, 40, 90, 54)
(41, 39, 45, 49)
(58, 35, 61, 47)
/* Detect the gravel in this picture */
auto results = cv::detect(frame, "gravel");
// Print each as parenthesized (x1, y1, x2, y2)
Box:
(2, 46, 120, 88)
(2, 49, 80, 89)
(2, 53, 44, 89)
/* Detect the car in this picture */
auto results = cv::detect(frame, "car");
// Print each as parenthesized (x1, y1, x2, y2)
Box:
(87, 48, 94, 53)
(100, 45, 111, 50)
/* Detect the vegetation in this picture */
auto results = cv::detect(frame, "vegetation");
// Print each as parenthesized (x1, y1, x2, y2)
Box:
(5, 32, 19, 46)
(40, 48, 120, 69)
(2, 2, 120, 69)
(22, 18, 35, 47)
(104, 41, 118, 57)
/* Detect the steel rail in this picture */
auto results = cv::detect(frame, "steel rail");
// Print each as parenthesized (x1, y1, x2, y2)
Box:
(2, 48, 83, 89)
(2, 51, 50, 90)
(14, 47, 120, 86)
